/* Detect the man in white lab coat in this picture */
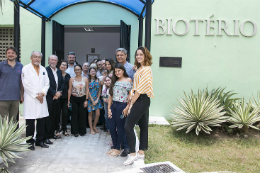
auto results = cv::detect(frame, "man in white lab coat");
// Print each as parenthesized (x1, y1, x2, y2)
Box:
(22, 51, 50, 150)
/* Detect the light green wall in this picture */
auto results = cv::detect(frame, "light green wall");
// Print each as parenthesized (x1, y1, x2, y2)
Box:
(150, 0, 260, 118)
(46, 2, 139, 63)
(0, 0, 41, 65)
(2, 0, 259, 118)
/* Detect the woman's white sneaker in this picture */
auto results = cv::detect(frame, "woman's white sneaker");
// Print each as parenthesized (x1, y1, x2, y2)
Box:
(137, 153, 145, 160)
(123, 154, 138, 165)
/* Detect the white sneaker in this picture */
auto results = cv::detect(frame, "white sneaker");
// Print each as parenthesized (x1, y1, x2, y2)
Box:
(137, 153, 145, 160)
(123, 154, 138, 165)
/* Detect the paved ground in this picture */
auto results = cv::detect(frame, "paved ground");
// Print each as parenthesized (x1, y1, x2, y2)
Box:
(0, 116, 132, 173)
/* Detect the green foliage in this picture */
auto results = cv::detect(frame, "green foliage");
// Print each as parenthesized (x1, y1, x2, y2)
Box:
(228, 98, 260, 131)
(0, 117, 31, 169)
(206, 87, 240, 114)
(253, 91, 260, 109)
(0, 168, 10, 173)
(171, 89, 228, 135)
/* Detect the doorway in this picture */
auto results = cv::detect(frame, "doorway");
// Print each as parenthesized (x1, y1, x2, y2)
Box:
(52, 20, 131, 66)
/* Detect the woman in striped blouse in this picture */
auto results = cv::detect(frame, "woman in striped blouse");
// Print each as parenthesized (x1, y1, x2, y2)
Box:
(124, 46, 154, 165)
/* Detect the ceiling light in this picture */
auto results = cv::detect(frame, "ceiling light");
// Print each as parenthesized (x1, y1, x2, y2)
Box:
(84, 28, 94, 32)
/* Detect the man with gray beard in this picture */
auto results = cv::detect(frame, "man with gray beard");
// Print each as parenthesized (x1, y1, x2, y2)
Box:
(45, 55, 64, 144)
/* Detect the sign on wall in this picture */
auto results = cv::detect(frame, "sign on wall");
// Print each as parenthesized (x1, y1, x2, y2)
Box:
(155, 15, 257, 37)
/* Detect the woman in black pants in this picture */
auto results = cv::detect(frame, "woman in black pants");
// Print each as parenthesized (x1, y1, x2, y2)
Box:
(58, 60, 71, 136)
(124, 46, 154, 165)
(68, 65, 89, 137)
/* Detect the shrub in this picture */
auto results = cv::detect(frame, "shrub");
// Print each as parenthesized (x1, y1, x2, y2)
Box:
(0, 117, 31, 172)
(171, 89, 228, 135)
(206, 87, 240, 114)
(228, 98, 260, 131)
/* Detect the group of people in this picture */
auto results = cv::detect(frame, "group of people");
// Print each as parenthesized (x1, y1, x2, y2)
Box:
(0, 46, 154, 165)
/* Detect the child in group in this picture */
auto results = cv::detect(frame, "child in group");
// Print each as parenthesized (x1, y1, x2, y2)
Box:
(88, 67, 103, 135)
(99, 69, 108, 85)
(102, 76, 112, 133)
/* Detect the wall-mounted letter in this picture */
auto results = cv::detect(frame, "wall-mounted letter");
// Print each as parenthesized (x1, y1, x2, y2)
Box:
(172, 19, 189, 36)
(206, 14, 215, 36)
(166, 19, 172, 35)
(155, 19, 166, 35)
(240, 21, 257, 37)
(233, 20, 240, 36)
(217, 20, 231, 36)
(190, 19, 204, 36)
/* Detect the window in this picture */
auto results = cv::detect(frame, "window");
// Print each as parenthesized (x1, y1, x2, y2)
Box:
(0, 28, 20, 62)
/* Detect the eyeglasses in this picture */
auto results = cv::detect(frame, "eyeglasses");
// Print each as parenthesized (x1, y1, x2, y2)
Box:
(74, 69, 81, 71)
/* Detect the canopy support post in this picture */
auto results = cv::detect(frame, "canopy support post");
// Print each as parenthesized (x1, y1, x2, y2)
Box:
(41, 17, 46, 66)
(138, 15, 143, 47)
(14, 0, 20, 62)
(145, 0, 151, 51)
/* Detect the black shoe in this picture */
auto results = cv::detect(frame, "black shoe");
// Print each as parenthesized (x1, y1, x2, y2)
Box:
(120, 149, 130, 157)
(79, 134, 85, 136)
(44, 139, 53, 144)
(74, 134, 79, 137)
(35, 142, 49, 148)
(50, 135, 62, 139)
(28, 145, 35, 150)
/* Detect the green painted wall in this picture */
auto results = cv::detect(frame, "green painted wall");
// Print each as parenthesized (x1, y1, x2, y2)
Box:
(150, 0, 260, 118)
(2, 0, 259, 118)
(0, 0, 41, 65)
(45, 2, 139, 64)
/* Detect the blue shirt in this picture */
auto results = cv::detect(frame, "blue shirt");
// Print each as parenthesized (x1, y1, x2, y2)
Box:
(0, 60, 23, 100)
(124, 62, 135, 81)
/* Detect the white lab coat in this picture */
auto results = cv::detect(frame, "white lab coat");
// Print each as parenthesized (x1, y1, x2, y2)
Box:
(22, 63, 50, 119)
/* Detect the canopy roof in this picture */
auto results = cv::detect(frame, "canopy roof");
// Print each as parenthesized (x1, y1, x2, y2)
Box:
(15, 0, 154, 19)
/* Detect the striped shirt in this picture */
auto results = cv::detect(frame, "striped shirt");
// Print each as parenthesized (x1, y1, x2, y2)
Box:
(132, 66, 154, 98)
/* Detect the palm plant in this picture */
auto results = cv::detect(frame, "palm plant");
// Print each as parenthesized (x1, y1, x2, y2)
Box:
(0, 117, 31, 172)
(171, 89, 228, 135)
(228, 98, 260, 131)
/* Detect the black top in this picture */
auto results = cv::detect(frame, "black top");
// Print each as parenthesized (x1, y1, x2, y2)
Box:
(61, 73, 71, 99)
(46, 66, 64, 104)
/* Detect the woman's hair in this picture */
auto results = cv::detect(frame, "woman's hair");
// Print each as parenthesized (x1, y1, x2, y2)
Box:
(74, 64, 82, 70)
(109, 63, 129, 96)
(134, 46, 153, 68)
(58, 60, 68, 68)
(105, 58, 115, 72)
(88, 67, 98, 82)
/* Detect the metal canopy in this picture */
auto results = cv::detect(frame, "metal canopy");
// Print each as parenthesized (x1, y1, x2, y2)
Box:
(13, 0, 154, 19)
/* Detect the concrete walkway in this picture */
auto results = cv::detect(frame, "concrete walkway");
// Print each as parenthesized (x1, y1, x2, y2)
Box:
(0, 117, 131, 173)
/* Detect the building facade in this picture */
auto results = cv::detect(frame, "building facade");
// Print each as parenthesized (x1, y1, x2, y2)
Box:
(1, 0, 259, 118)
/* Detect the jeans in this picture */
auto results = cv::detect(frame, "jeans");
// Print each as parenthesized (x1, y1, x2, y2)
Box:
(103, 101, 110, 131)
(122, 128, 130, 150)
(125, 94, 150, 153)
(109, 101, 127, 150)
